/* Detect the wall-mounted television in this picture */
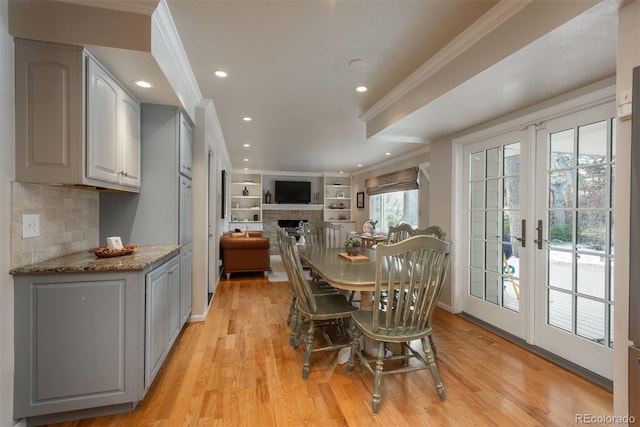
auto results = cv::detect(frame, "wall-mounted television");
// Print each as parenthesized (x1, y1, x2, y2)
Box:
(275, 180, 311, 204)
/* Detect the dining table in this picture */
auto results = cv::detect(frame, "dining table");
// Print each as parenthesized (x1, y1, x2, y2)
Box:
(359, 233, 387, 249)
(298, 246, 380, 306)
(298, 246, 391, 357)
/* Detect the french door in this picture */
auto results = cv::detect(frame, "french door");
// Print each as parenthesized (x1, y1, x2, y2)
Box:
(533, 103, 615, 379)
(462, 101, 615, 379)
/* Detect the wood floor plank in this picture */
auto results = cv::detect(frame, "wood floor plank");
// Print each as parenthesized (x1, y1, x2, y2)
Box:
(47, 274, 612, 426)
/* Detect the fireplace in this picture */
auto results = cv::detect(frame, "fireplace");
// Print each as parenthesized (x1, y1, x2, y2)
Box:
(263, 208, 323, 253)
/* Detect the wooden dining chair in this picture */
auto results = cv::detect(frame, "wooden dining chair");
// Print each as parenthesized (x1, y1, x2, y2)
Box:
(278, 226, 357, 379)
(275, 226, 336, 346)
(348, 235, 452, 414)
(303, 221, 343, 249)
(413, 224, 446, 240)
(385, 222, 414, 244)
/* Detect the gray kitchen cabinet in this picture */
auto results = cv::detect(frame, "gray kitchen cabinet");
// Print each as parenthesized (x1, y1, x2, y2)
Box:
(14, 38, 140, 192)
(180, 244, 193, 327)
(86, 56, 141, 188)
(145, 255, 180, 389)
(12, 249, 180, 425)
(100, 104, 193, 325)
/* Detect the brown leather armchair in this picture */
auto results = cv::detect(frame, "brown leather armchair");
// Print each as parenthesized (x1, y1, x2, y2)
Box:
(220, 231, 270, 279)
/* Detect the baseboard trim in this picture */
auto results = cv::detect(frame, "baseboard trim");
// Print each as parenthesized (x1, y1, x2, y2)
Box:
(458, 312, 613, 391)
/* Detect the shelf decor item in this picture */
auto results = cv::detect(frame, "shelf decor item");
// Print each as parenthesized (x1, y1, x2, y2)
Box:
(242, 186, 249, 196)
(265, 189, 271, 204)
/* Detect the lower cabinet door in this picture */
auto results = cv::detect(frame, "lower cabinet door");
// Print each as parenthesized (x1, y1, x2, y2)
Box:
(145, 264, 168, 388)
(13, 272, 141, 418)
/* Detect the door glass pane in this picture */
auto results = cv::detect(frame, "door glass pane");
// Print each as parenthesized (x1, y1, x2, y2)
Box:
(470, 269, 483, 298)
(576, 254, 605, 298)
(487, 148, 500, 178)
(549, 171, 574, 208)
(549, 250, 572, 291)
(471, 181, 484, 209)
(471, 151, 485, 179)
(550, 129, 575, 167)
(470, 240, 483, 268)
(485, 273, 500, 304)
(577, 211, 606, 249)
(576, 297, 604, 343)
(548, 289, 572, 332)
(485, 242, 501, 273)
(577, 166, 607, 208)
(486, 179, 500, 208)
(503, 177, 520, 209)
(486, 210, 499, 240)
(549, 211, 573, 249)
(470, 211, 484, 238)
(578, 121, 607, 165)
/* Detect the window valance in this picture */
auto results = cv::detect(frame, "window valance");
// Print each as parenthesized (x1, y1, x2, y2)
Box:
(365, 166, 419, 195)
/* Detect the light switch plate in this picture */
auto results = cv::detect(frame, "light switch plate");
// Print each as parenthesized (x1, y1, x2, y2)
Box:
(23, 214, 40, 238)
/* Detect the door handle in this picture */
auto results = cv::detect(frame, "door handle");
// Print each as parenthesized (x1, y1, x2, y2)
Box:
(533, 219, 544, 249)
(503, 220, 526, 247)
(515, 219, 526, 248)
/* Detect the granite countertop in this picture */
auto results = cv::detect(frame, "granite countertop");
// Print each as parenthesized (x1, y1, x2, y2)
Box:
(9, 245, 181, 275)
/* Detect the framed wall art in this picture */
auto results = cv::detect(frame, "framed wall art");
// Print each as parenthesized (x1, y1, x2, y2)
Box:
(357, 191, 365, 209)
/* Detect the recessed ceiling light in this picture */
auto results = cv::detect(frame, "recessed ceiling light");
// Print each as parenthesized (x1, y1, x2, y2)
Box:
(134, 80, 153, 88)
(244, 167, 248, 171)
(243, 117, 252, 122)
(243, 143, 251, 148)
(339, 171, 344, 174)
(385, 152, 391, 156)
(243, 158, 249, 162)
(356, 86, 368, 93)
(357, 164, 363, 167)
(214, 70, 228, 78)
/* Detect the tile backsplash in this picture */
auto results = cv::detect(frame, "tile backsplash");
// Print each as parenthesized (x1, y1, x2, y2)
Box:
(11, 182, 99, 267)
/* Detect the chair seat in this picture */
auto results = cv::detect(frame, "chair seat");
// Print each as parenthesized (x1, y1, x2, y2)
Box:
(299, 294, 357, 319)
(352, 310, 432, 343)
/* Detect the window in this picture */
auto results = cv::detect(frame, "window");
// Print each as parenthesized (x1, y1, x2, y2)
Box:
(369, 189, 418, 232)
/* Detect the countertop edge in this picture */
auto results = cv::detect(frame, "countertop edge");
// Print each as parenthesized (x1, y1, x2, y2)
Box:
(9, 245, 181, 275)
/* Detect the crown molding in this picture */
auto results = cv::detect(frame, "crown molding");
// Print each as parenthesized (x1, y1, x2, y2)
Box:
(360, 0, 532, 122)
(151, 0, 202, 121)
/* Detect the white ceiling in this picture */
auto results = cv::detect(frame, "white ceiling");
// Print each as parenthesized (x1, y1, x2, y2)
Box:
(76, 0, 619, 175)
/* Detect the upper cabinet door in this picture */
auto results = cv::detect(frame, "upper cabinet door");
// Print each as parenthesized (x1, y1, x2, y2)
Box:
(86, 57, 119, 184)
(14, 39, 84, 184)
(179, 113, 192, 178)
(120, 92, 141, 188)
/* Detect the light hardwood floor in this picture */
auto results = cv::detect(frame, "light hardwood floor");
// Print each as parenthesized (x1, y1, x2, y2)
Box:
(51, 274, 612, 426)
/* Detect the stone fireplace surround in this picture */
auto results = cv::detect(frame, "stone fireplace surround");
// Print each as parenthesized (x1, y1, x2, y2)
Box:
(263, 208, 322, 253)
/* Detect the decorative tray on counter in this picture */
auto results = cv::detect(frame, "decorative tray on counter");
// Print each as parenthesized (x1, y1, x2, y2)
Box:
(89, 244, 139, 258)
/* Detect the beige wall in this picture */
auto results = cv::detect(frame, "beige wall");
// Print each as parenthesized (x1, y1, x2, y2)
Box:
(10, 183, 99, 268)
